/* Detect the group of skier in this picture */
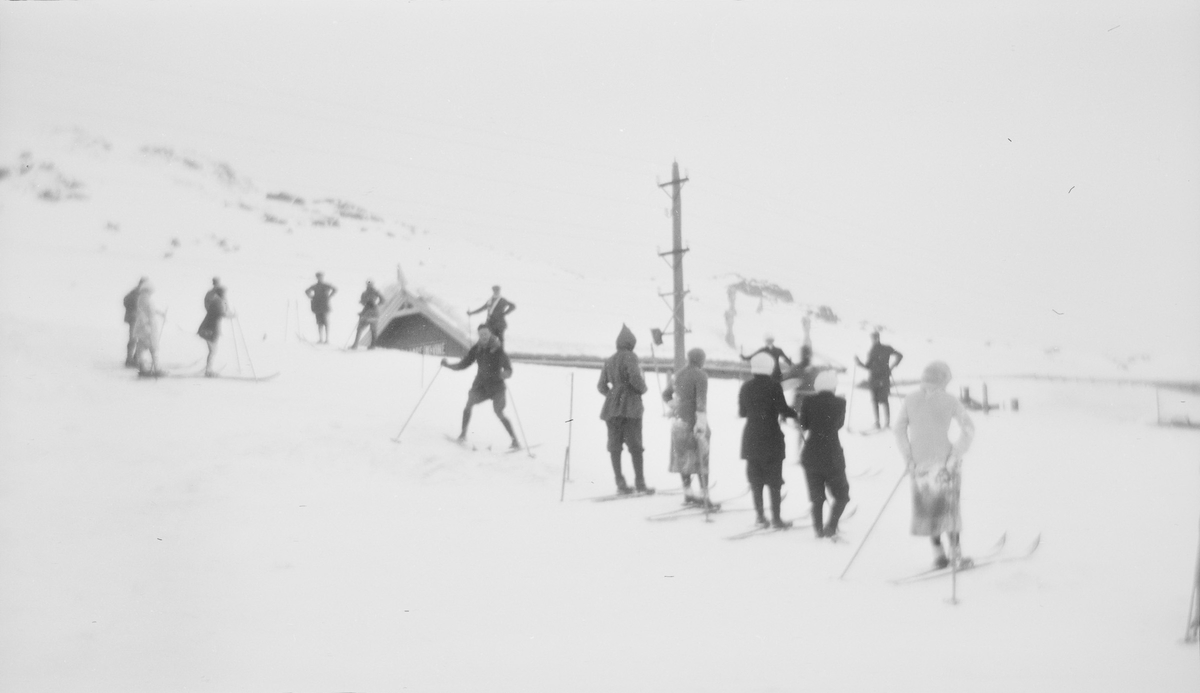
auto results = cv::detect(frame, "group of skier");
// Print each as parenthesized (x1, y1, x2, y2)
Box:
(594, 322, 975, 568)
(120, 273, 973, 568)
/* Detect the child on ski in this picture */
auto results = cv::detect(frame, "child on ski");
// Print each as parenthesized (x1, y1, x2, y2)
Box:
(894, 361, 976, 568)
(739, 352, 798, 528)
(441, 325, 520, 451)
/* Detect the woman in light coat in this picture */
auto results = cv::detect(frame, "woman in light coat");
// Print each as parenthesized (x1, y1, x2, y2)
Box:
(894, 361, 975, 568)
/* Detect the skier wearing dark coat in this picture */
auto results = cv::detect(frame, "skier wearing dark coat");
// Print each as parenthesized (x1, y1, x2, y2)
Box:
(855, 330, 903, 429)
(123, 277, 146, 367)
(197, 285, 231, 377)
(739, 352, 798, 528)
(442, 325, 520, 450)
(353, 281, 385, 349)
(468, 285, 517, 345)
(598, 324, 650, 494)
(305, 272, 337, 344)
(799, 370, 850, 538)
(740, 335, 792, 382)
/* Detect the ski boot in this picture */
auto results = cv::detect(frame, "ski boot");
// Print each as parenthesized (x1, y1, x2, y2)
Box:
(615, 476, 633, 495)
(771, 516, 793, 530)
(508, 439, 521, 452)
(754, 513, 770, 529)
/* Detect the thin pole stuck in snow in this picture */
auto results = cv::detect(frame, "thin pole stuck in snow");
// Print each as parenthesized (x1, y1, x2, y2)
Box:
(839, 469, 909, 580)
(560, 372, 575, 502)
(228, 316, 243, 373)
(233, 316, 258, 381)
(507, 384, 535, 458)
(393, 363, 442, 442)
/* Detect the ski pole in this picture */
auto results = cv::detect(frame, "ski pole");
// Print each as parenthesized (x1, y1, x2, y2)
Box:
(233, 316, 258, 381)
(507, 383, 534, 458)
(226, 316, 243, 373)
(392, 363, 443, 442)
(560, 372, 575, 502)
(839, 468, 909, 580)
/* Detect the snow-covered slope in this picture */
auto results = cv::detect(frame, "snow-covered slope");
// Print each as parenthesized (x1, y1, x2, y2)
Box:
(1, 128, 1198, 692)
(2, 129, 1193, 384)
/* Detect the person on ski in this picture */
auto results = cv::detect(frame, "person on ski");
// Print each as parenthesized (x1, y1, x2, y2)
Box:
(855, 330, 903, 429)
(740, 334, 792, 382)
(739, 352, 799, 529)
(442, 324, 520, 450)
(197, 284, 232, 377)
(661, 347, 713, 508)
(598, 324, 650, 495)
(305, 272, 337, 344)
(468, 285, 517, 345)
(894, 361, 976, 569)
(799, 370, 850, 538)
(131, 280, 166, 377)
(123, 277, 147, 367)
(353, 280, 385, 349)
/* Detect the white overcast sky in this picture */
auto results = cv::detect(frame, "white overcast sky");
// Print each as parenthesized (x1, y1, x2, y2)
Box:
(2, 0, 1198, 373)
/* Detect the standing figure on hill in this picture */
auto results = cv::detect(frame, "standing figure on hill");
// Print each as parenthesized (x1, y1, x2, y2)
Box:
(468, 285, 517, 346)
(739, 352, 799, 528)
(353, 280, 385, 349)
(197, 284, 232, 377)
(305, 272, 337, 344)
(442, 325, 520, 451)
(131, 280, 166, 377)
(661, 347, 713, 508)
(799, 371, 850, 538)
(894, 361, 976, 569)
(598, 324, 651, 495)
(855, 330, 903, 429)
(123, 277, 147, 367)
(740, 334, 792, 382)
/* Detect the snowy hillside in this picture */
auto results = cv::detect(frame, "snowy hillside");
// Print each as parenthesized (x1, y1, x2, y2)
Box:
(0, 126, 1197, 692)
(2, 128, 1194, 387)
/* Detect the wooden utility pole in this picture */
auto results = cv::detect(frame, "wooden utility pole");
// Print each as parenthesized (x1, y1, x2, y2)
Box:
(658, 161, 689, 370)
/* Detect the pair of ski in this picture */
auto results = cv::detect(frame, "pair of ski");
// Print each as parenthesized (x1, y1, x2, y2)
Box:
(645, 487, 746, 522)
(889, 533, 1042, 584)
(443, 434, 540, 457)
(139, 369, 280, 382)
(724, 503, 859, 541)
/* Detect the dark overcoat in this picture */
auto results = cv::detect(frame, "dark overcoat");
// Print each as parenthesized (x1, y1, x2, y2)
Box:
(799, 391, 847, 473)
(738, 374, 797, 462)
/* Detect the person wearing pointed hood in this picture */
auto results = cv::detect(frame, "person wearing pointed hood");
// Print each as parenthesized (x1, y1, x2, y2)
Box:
(442, 324, 520, 450)
(894, 360, 976, 569)
(131, 280, 166, 377)
(739, 351, 799, 529)
(799, 370, 850, 538)
(598, 324, 650, 494)
(661, 347, 712, 507)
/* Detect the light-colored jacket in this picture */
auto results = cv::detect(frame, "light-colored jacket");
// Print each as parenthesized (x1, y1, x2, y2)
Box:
(894, 386, 974, 472)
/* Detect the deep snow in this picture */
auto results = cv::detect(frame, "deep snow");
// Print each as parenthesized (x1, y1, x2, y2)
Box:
(0, 132, 1197, 692)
